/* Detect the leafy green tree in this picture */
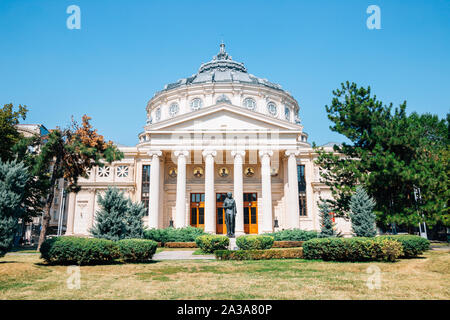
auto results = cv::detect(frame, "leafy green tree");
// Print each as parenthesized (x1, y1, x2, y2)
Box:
(90, 187, 146, 240)
(0, 160, 29, 257)
(0, 103, 28, 161)
(349, 186, 377, 237)
(318, 200, 335, 238)
(36, 115, 123, 250)
(315, 82, 449, 229)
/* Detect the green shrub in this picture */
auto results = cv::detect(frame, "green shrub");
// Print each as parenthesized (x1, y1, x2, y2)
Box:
(236, 235, 274, 250)
(377, 235, 430, 258)
(40, 236, 120, 265)
(215, 248, 303, 260)
(195, 235, 229, 253)
(144, 226, 206, 244)
(266, 229, 319, 241)
(303, 237, 403, 262)
(117, 239, 157, 262)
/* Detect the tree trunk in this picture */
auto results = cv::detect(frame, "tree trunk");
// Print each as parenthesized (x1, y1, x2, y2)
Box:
(37, 161, 60, 251)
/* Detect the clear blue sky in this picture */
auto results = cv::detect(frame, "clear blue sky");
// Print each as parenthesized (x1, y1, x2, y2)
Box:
(1, 0, 449, 146)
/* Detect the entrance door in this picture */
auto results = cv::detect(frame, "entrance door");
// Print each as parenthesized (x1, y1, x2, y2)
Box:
(216, 193, 227, 234)
(244, 193, 258, 234)
(190, 193, 205, 230)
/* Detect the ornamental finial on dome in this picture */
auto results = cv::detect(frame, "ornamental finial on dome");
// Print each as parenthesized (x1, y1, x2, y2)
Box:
(214, 41, 232, 61)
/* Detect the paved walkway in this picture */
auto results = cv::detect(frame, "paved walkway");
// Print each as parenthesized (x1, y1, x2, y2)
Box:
(153, 250, 215, 260)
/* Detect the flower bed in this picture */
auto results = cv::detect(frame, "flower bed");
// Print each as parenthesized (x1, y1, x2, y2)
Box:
(215, 248, 303, 260)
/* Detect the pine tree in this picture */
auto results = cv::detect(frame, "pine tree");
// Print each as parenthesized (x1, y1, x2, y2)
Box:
(90, 187, 146, 240)
(90, 187, 129, 241)
(318, 200, 336, 238)
(124, 200, 146, 239)
(350, 186, 377, 237)
(0, 160, 29, 257)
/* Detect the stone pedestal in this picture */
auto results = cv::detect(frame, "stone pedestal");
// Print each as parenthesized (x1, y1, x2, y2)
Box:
(228, 237, 238, 250)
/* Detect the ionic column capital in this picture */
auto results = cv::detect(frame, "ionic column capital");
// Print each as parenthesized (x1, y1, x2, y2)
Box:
(147, 150, 162, 158)
(202, 150, 217, 158)
(258, 150, 273, 159)
(174, 150, 189, 158)
(285, 150, 300, 158)
(231, 150, 246, 159)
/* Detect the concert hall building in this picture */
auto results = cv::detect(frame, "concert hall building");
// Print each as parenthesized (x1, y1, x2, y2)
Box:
(65, 43, 352, 237)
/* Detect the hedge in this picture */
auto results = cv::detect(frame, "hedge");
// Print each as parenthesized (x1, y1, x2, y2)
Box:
(215, 248, 303, 260)
(40, 236, 120, 265)
(376, 235, 430, 258)
(144, 226, 206, 244)
(117, 239, 158, 262)
(302, 237, 403, 262)
(266, 229, 319, 241)
(40, 236, 158, 265)
(195, 235, 229, 253)
(236, 235, 274, 250)
(273, 241, 304, 248)
(164, 242, 197, 248)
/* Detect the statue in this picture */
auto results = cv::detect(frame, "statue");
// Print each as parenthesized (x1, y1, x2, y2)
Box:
(223, 192, 236, 237)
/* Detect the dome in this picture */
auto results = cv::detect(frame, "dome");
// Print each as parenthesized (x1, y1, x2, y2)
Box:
(160, 43, 284, 93)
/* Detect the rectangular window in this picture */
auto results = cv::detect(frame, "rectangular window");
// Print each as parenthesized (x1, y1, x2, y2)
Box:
(141, 165, 150, 214)
(297, 165, 307, 216)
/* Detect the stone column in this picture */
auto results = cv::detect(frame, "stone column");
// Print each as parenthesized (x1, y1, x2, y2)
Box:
(148, 151, 162, 229)
(65, 192, 76, 235)
(202, 150, 217, 233)
(286, 150, 300, 229)
(231, 150, 245, 236)
(259, 150, 274, 233)
(174, 150, 189, 228)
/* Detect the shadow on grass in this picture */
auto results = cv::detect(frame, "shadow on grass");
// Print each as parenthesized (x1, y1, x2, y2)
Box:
(34, 259, 161, 267)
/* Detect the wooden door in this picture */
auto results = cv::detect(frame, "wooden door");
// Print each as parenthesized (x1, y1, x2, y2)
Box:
(216, 193, 227, 234)
(190, 193, 205, 230)
(244, 193, 258, 234)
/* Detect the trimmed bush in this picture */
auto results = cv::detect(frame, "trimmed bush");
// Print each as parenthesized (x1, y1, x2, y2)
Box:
(164, 242, 197, 248)
(273, 241, 304, 248)
(266, 229, 319, 241)
(215, 248, 303, 260)
(195, 235, 229, 253)
(303, 237, 403, 262)
(377, 235, 430, 258)
(144, 226, 206, 244)
(236, 235, 274, 250)
(40, 236, 120, 265)
(117, 239, 157, 262)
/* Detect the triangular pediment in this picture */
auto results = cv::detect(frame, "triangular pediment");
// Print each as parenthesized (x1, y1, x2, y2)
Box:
(146, 104, 302, 132)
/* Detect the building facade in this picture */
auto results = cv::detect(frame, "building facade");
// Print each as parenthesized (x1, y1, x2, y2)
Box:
(65, 44, 352, 237)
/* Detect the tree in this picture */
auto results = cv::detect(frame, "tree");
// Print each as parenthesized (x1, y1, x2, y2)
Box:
(0, 103, 28, 161)
(36, 115, 123, 250)
(90, 187, 128, 241)
(314, 81, 449, 229)
(0, 160, 29, 257)
(124, 200, 146, 239)
(90, 187, 146, 240)
(349, 186, 377, 237)
(318, 200, 336, 238)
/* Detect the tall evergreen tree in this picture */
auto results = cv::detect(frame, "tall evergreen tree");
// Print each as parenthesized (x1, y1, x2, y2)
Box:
(349, 186, 377, 237)
(318, 200, 336, 238)
(124, 200, 146, 239)
(90, 187, 146, 240)
(90, 187, 129, 241)
(0, 160, 29, 257)
(314, 81, 449, 229)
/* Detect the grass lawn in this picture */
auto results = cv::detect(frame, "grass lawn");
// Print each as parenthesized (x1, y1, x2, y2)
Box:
(0, 249, 448, 300)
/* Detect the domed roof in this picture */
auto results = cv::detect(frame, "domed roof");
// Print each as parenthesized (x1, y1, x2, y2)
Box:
(161, 43, 284, 93)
